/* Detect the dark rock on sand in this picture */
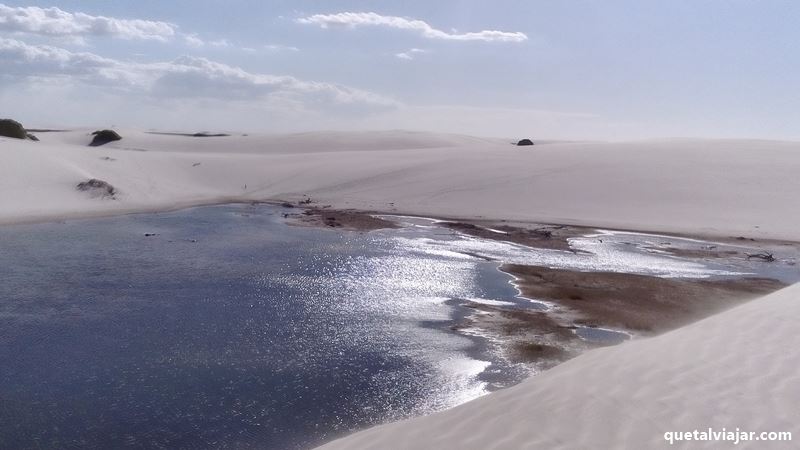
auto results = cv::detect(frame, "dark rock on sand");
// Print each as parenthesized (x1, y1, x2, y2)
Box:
(76, 178, 116, 198)
(517, 138, 534, 146)
(90, 129, 122, 146)
(144, 131, 230, 137)
(0, 118, 38, 140)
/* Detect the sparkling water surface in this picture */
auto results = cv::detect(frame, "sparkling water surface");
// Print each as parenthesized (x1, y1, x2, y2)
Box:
(0, 204, 522, 450)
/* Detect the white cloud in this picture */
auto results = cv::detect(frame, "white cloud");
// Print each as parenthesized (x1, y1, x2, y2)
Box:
(181, 34, 230, 49)
(208, 38, 231, 48)
(0, 37, 396, 112)
(297, 12, 527, 42)
(183, 36, 298, 54)
(151, 54, 395, 109)
(395, 48, 428, 60)
(0, 3, 176, 41)
(0, 4, 300, 55)
(183, 33, 205, 48)
(264, 44, 300, 52)
(0, 36, 145, 86)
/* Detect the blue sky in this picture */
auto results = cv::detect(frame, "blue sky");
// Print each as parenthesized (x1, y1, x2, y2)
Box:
(1, 1, 798, 139)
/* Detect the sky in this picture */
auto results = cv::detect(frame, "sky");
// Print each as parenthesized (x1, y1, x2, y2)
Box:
(1, 0, 799, 139)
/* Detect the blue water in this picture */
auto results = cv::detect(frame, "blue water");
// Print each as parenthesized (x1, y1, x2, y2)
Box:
(3, 203, 793, 449)
(0, 204, 526, 449)
(574, 326, 631, 345)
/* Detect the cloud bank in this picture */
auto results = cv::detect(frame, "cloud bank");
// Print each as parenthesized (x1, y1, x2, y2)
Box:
(0, 3, 176, 41)
(297, 12, 527, 42)
(0, 37, 396, 112)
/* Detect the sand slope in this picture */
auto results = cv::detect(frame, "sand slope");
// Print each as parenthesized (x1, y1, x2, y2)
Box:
(318, 283, 800, 449)
(2, 131, 800, 241)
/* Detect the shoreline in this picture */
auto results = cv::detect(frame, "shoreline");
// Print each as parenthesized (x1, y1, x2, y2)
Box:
(5, 201, 792, 334)
(6, 195, 798, 249)
(8, 200, 791, 372)
(5, 200, 792, 325)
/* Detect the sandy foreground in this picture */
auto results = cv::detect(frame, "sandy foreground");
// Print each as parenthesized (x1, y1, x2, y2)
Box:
(3, 129, 799, 448)
(320, 283, 800, 449)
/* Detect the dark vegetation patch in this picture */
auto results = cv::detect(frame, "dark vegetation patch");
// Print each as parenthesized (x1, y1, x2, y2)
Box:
(0, 119, 38, 141)
(89, 130, 122, 146)
(146, 131, 230, 137)
(76, 179, 116, 199)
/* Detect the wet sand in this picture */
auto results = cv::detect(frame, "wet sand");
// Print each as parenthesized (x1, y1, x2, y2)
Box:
(455, 303, 582, 370)
(437, 221, 587, 252)
(502, 265, 786, 334)
(453, 269, 785, 374)
(282, 204, 398, 231)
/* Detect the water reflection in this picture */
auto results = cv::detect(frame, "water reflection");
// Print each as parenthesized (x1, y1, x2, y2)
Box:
(0, 205, 512, 450)
(0, 204, 794, 449)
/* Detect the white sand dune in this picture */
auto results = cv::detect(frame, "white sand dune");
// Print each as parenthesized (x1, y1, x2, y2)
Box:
(3, 129, 798, 449)
(319, 283, 800, 449)
(3, 130, 800, 242)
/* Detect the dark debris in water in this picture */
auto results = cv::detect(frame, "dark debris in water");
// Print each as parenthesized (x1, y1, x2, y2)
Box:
(746, 252, 776, 262)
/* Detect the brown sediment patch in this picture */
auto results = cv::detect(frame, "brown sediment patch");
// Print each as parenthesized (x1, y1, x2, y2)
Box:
(286, 207, 398, 232)
(438, 221, 589, 251)
(462, 306, 571, 337)
(455, 303, 587, 368)
(501, 265, 786, 335)
(511, 342, 569, 366)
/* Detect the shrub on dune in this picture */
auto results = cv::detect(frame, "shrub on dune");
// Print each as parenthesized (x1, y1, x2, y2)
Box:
(90, 129, 122, 146)
(76, 178, 116, 198)
(0, 118, 36, 140)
